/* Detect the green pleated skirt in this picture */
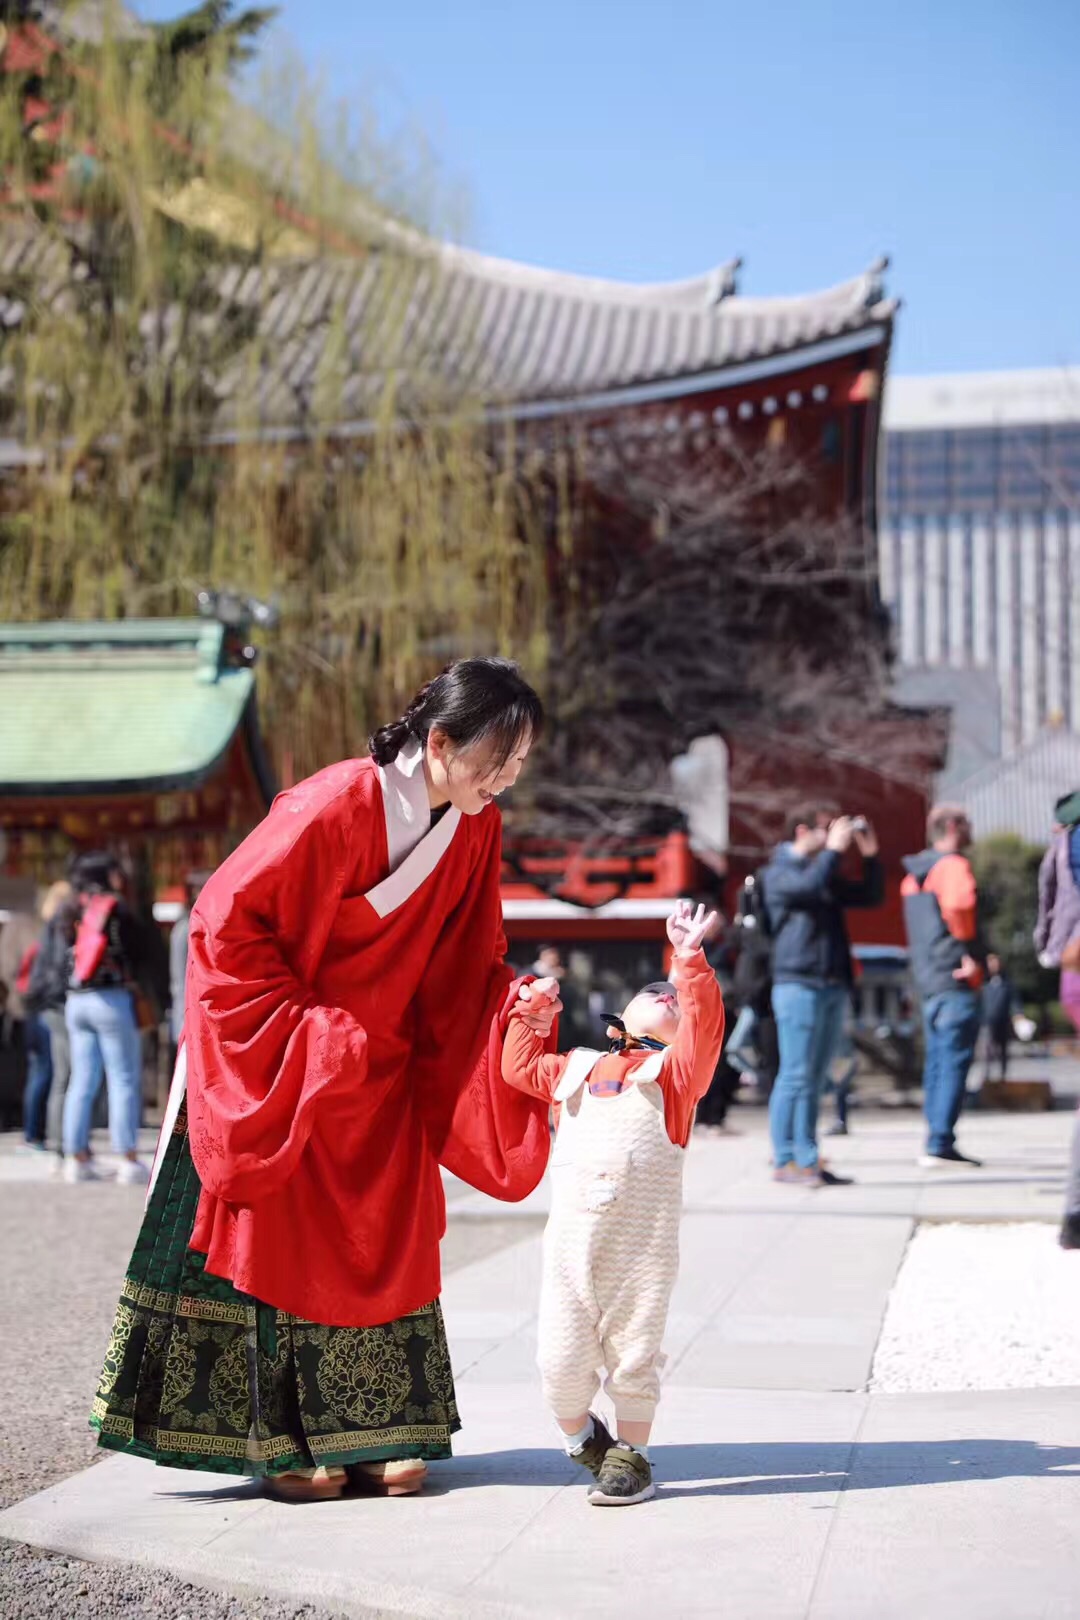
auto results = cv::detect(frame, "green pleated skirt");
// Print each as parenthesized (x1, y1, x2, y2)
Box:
(90, 1102, 459, 1477)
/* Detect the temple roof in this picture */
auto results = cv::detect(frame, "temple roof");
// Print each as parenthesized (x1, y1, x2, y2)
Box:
(0, 619, 270, 797)
(0, 5, 894, 436)
(339, 243, 895, 416)
(0, 212, 894, 436)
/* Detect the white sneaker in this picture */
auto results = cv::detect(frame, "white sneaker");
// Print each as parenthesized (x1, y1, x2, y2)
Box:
(117, 1159, 150, 1186)
(63, 1157, 100, 1184)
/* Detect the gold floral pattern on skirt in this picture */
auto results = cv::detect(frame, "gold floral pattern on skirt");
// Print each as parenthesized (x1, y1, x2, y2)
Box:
(207, 1334, 251, 1433)
(160, 1328, 198, 1417)
(89, 1102, 460, 1478)
(315, 1327, 414, 1427)
(98, 1301, 137, 1398)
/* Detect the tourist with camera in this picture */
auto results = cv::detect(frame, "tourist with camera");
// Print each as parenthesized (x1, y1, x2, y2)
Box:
(760, 809, 883, 1187)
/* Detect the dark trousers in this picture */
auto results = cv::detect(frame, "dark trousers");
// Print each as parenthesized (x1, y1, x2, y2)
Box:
(22, 1013, 53, 1144)
(699, 1058, 741, 1126)
(1067, 1106, 1080, 1218)
(42, 1006, 72, 1151)
(982, 1024, 1011, 1085)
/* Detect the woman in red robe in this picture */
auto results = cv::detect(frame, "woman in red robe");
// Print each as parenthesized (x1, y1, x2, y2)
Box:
(91, 658, 558, 1499)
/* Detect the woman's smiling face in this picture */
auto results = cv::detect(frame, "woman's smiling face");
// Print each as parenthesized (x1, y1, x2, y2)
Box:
(425, 727, 534, 817)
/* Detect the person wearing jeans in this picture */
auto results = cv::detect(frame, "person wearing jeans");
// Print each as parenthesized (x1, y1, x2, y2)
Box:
(61, 852, 150, 1186)
(770, 981, 848, 1169)
(64, 988, 142, 1153)
(902, 804, 985, 1169)
(24, 879, 79, 1155)
(921, 989, 983, 1158)
(1032, 795, 1080, 1248)
(21, 1011, 53, 1149)
(761, 809, 884, 1187)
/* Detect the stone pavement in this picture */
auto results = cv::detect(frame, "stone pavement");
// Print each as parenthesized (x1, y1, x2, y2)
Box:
(2, 1099, 1078, 1620)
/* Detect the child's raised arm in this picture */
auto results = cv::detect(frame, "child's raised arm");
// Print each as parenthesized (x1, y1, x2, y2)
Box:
(501, 978, 568, 1102)
(661, 903, 726, 1141)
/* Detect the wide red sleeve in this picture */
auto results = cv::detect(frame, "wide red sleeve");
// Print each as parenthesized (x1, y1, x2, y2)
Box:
(412, 812, 553, 1201)
(184, 764, 373, 1205)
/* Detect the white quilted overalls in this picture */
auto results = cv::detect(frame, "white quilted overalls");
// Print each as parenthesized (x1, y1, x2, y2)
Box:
(536, 1048, 686, 1423)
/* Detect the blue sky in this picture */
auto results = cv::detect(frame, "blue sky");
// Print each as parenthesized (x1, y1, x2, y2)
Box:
(135, 0, 1078, 374)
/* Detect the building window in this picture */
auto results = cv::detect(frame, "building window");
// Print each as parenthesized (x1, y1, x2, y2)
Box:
(950, 429, 999, 507)
(1000, 427, 1048, 504)
(1048, 426, 1080, 501)
(894, 430, 949, 512)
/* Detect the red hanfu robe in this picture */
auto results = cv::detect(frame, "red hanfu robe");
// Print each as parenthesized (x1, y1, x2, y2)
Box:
(158, 742, 551, 1329)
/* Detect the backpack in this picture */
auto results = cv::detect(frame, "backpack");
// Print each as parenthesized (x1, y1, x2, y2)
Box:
(72, 894, 118, 987)
(744, 869, 773, 939)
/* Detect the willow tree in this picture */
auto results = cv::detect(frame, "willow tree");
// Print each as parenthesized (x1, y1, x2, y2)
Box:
(0, 1, 550, 784)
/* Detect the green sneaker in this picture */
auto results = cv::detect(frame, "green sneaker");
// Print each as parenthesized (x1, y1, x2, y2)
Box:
(567, 1413, 615, 1479)
(587, 1443, 655, 1506)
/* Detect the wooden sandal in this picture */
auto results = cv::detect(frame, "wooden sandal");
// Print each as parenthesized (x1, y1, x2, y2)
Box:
(263, 1465, 347, 1502)
(348, 1459, 428, 1496)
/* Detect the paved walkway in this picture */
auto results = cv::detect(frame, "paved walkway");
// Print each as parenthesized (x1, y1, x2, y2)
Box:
(2, 1100, 1078, 1619)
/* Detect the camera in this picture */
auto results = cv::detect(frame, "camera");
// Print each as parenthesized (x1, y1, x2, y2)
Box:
(850, 817, 869, 834)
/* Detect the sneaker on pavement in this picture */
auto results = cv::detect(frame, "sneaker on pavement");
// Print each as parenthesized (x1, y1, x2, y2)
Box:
(567, 1413, 615, 1480)
(63, 1157, 101, 1184)
(1059, 1213, 1080, 1251)
(773, 1164, 821, 1185)
(117, 1158, 151, 1186)
(588, 1444, 655, 1506)
(817, 1166, 854, 1186)
(825, 1122, 849, 1137)
(918, 1148, 982, 1169)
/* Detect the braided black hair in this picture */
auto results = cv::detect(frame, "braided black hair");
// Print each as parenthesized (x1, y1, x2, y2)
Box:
(369, 657, 544, 769)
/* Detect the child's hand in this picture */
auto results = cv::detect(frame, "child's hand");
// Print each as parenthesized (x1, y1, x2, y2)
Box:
(516, 976, 562, 1037)
(666, 898, 716, 956)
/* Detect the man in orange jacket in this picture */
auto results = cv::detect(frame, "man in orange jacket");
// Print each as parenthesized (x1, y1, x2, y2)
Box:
(901, 804, 986, 1169)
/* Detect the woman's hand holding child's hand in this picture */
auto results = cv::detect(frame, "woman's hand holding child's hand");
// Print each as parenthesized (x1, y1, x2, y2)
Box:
(517, 976, 562, 1037)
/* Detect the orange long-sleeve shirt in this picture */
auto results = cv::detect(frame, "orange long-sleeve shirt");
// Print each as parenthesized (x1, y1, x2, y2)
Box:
(501, 948, 726, 1148)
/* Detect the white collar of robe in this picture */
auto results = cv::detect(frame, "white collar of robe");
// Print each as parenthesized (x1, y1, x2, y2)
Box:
(382, 738, 431, 870)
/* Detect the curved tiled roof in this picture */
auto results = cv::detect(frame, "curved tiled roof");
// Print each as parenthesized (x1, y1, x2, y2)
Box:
(0, 619, 262, 796)
(0, 216, 894, 434)
(209, 247, 894, 429)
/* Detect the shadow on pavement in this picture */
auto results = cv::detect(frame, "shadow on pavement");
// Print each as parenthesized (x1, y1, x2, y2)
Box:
(648, 1438, 1080, 1497)
(156, 1439, 1080, 1504)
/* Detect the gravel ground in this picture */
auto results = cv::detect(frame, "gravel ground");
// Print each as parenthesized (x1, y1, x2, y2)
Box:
(0, 1157, 541, 1620)
(870, 1221, 1080, 1393)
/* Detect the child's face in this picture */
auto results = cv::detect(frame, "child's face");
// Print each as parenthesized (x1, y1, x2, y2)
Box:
(622, 985, 680, 1047)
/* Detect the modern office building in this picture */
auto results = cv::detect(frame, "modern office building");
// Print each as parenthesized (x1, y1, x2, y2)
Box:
(880, 368, 1080, 829)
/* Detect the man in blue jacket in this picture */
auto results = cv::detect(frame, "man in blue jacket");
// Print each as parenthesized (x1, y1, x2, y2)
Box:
(761, 808, 883, 1185)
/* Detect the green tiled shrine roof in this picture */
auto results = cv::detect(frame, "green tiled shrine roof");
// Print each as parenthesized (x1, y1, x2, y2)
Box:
(0, 619, 257, 795)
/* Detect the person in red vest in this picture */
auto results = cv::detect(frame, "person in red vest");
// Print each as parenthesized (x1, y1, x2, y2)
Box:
(91, 659, 557, 1502)
(62, 854, 151, 1184)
